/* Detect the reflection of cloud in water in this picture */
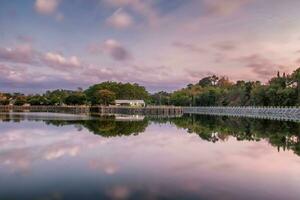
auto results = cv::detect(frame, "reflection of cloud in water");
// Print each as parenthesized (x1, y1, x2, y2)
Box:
(106, 186, 130, 200)
(44, 145, 80, 160)
(0, 120, 300, 199)
(0, 127, 108, 174)
(89, 159, 119, 175)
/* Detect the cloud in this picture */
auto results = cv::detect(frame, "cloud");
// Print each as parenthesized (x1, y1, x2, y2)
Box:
(35, 0, 60, 15)
(88, 39, 131, 61)
(0, 44, 84, 73)
(87, 43, 103, 55)
(104, 0, 158, 25)
(106, 186, 131, 200)
(0, 44, 35, 64)
(213, 41, 237, 51)
(202, 0, 253, 16)
(106, 8, 134, 29)
(236, 54, 280, 79)
(0, 63, 70, 89)
(103, 39, 132, 61)
(172, 42, 206, 53)
(0, 127, 106, 173)
(89, 159, 119, 175)
(42, 52, 82, 70)
(17, 35, 34, 43)
(0, 64, 28, 83)
(55, 12, 64, 22)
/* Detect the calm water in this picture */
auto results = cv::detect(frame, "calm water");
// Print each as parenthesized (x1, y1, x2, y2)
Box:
(0, 112, 300, 200)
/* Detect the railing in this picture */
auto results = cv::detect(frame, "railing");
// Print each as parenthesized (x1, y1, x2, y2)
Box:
(1, 105, 300, 121)
(183, 106, 300, 122)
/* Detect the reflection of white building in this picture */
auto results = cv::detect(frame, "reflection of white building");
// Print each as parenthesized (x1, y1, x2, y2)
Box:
(115, 115, 145, 121)
(115, 100, 145, 107)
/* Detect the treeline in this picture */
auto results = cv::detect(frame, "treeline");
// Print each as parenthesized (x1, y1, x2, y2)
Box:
(0, 67, 300, 106)
(151, 68, 300, 107)
(0, 82, 149, 106)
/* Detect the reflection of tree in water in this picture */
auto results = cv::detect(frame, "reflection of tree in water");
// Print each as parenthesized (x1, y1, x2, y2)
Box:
(155, 115, 300, 156)
(0, 113, 12, 122)
(1, 112, 300, 156)
(46, 116, 149, 137)
(0, 113, 23, 123)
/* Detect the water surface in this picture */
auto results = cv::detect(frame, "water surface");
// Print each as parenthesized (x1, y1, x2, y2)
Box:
(0, 113, 300, 200)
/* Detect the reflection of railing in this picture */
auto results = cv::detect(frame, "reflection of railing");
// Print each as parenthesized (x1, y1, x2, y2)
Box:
(115, 114, 145, 121)
(0, 105, 90, 114)
(0, 112, 92, 121)
(0, 105, 184, 117)
(183, 106, 300, 122)
(91, 106, 183, 116)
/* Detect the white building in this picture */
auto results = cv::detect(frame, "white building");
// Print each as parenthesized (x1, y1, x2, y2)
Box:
(115, 100, 145, 107)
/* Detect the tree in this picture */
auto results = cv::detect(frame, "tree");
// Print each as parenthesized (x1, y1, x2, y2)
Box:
(150, 91, 171, 105)
(65, 93, 87, 105)
(95, 89, 116, 105)
(195, 88, 222, 106)
(170, 91, 191, 106)
(85, 82, 149, 104)
(217, 76, 233, 88)
(250, 85, 268, 106)
(14, 96, 27, 106)
(0, 93, 9, 105)
(27, 95, 46, 105)
(291, 68, 300, 105)
(198, 76, 213, 87)
(43, 89, 72, 105)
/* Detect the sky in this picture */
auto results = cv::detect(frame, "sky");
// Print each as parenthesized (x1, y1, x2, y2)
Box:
(1, 0, 300, 93)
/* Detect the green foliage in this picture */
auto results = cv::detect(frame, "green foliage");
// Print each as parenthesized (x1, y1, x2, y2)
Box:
(150, 91, 171, 105)
(170, 90, 191, 106)
(0, 93, 9, 105)
(65, 92, 87, 105)
(27, 95, 47, 105)
(14, 96, 27, 106)
(195, 87, 223, 106)
(94, 89, 116, 105)
(85, 81, 149, 105)
(168, 69, 300, 107)
(44, 89, 72, 105)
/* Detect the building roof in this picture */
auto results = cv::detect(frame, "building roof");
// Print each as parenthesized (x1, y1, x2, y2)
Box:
(115, 100, 145, 104)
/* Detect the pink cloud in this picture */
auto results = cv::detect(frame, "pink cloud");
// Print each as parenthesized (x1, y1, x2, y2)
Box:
(88, 39, 132, 61)
(55, 12, 64, 22)
(106, 186, 131, 200)
(42, 52, 82, 70)
(106, 8, 134, 29)
(203, 0, 254, 16)
(17, 35, 34, 43)
(236, 54, 279, 79)
(104, 0, 158, 25)
(172, 42, 206, 53)
(0, 44, 36, 64)
(0, 64, 28, 83)
(213, 41, 237, 51)
(35, 0, 60, 15)
(103, 39, 132, 61)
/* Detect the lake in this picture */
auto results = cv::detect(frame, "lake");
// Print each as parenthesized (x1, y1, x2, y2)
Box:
(0, 112, 300, 200)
